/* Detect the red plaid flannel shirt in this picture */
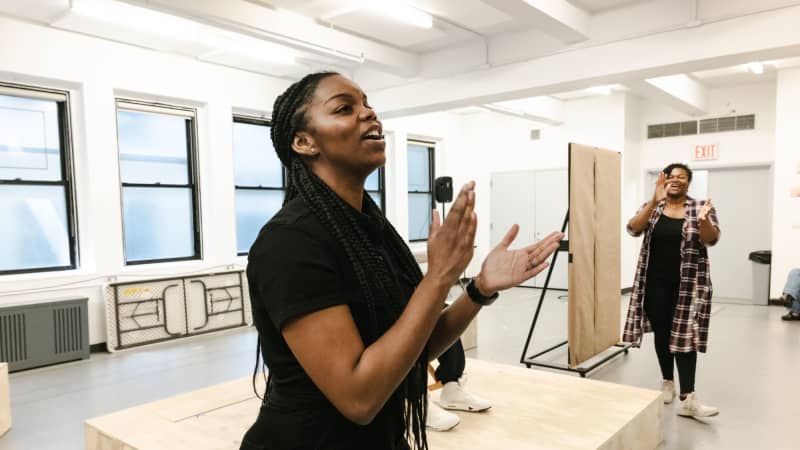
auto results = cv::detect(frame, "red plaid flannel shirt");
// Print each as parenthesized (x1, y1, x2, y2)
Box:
(623, 197, 720, 353)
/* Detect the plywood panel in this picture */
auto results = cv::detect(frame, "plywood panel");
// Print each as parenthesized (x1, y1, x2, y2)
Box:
(85, 358, 662, 450)
(569, 144, 597, 367)
(593, 148, 622, 354)
(0, 362, 10, 437)
(568, 144, 622, 366)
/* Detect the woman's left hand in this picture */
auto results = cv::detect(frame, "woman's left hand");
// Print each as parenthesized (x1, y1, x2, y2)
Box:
(474, 226, 564, 296)
(698, 198, 713, 224)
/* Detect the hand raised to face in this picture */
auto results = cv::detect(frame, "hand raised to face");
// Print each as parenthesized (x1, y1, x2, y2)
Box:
(653, 172, 667, 203)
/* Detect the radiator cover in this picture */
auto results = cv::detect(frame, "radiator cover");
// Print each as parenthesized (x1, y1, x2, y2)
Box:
(0, 298, 89, 372)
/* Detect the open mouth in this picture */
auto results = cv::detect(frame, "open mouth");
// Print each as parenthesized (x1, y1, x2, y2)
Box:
(362, 125, 384, 141)
(362, 132, 384, 141)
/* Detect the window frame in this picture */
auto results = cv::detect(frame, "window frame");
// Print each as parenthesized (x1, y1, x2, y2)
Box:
(0, 83, 79, 275)
(407, 140, 435, 243)
(232, 115, 285, 256)
(366, 166, 386, 213)
(115, 99, 202, 265)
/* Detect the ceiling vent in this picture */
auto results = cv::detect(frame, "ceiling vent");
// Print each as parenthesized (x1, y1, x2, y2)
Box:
(649, 114, 754, 139)
(647, 121, 697, 139)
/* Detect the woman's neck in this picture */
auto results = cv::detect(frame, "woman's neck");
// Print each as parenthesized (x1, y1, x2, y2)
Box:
(311, 165, 365, 211)
(665, 195, 686, 207)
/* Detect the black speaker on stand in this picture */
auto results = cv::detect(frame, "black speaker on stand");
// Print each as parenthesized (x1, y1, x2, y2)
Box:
(434, 176, 453, 220)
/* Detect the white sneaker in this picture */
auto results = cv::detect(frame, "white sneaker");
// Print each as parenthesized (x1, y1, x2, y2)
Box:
(437, 381, 492, 412)
(426, 400, 459, 431)
(661, 380, 676, 404)
(677, 393, 719, 417)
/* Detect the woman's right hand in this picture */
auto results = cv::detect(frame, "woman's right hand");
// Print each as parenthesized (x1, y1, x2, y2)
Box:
(652, 172, 667, 203)
(426, 181, 477, 286)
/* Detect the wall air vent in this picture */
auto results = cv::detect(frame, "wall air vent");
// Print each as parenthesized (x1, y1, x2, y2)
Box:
(647, 121, 697, 139)
(650, 114, 755, 139)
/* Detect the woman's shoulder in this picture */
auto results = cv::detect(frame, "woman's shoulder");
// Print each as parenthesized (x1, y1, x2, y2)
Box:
(249, 198, 332, 256)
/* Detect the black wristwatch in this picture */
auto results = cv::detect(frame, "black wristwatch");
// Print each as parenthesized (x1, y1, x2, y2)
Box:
(466, 278, 499, 306)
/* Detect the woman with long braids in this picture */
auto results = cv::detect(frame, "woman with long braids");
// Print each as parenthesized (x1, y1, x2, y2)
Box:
(241, 72, 562, 450)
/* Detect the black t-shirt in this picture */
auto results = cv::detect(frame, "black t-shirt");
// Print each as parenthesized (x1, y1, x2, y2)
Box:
(241, 197, 415, 450)
(647, 215, 684, 282)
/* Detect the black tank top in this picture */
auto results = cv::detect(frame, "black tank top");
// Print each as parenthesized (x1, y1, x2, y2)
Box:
(647, 215, 684, 282)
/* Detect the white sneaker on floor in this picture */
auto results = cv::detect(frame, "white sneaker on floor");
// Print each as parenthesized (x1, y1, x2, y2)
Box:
(661, 380, 676, 404)
(437, 381, 492, 412)
(677, 393, 719, 417)
(426, 400, 460, 431)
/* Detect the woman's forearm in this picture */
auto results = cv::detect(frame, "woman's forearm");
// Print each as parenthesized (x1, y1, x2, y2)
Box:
(699, 220, 719, 245)
(427, 291, 481, 360)
(628, 199, 657, 234)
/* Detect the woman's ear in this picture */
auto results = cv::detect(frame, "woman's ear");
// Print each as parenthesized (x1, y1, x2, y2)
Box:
(292, 132, 318, 157)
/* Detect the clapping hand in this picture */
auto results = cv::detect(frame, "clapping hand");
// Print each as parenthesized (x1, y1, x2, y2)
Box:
(474, 226, 564, 296)
(653, 172, 667, 203)
(699, 199, 713, 224)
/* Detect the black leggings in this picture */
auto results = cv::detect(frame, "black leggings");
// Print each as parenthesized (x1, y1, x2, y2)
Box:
(434, 339, 465, 384)
(643, 277, 696, 395)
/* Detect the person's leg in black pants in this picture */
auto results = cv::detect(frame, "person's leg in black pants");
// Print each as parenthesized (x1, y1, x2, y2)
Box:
(674, 351, 697, 397)
(643, 278, 678, 383)
(432, 338, 491, 413)
(645, 278, 698, 398)
(435, 339, 465, 383)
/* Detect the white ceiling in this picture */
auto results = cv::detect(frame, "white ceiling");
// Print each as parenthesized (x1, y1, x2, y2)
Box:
(2, 0, 800, 117)
(567, 0, 645, 13)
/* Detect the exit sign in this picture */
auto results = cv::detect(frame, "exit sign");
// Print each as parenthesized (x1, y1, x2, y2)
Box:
(693, 143, 719, 161)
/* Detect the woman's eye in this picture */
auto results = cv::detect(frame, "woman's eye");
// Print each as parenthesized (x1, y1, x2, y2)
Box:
(336, 105, 352, 113)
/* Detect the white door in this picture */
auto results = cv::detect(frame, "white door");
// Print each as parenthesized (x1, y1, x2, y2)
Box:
(490, 171, 537, 287)
(533, 169, 568, 289)
(706, 167, 772, 300)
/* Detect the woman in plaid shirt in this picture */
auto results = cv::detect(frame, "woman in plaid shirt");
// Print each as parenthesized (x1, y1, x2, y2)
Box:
(623, 163, 721, 418)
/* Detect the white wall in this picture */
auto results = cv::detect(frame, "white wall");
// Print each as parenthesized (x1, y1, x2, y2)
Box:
(0, 17, 290, 344)
(772, 69, 800, 296)
(623, 95, 644, 287)
(640, 82, 776, 170)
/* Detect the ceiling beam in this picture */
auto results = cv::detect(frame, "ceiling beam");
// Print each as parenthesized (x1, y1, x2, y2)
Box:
(134, 0, 421, 77)
(481, 0, 589, 43)
(371, 5, 800, 118)
(486, 96, 564, 125)
(626, 74, 708, 116)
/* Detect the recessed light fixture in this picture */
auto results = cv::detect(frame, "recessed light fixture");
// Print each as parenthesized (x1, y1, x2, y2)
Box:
(70, 0, 296, 65)
(587, 85, 612, 96)
(327, 1, 433, 29)
(746, 62, 764, 74)
(371, 1, 433, 29)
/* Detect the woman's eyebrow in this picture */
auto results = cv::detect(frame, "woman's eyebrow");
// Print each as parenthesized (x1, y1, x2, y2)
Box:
(325, 93, 356, 104)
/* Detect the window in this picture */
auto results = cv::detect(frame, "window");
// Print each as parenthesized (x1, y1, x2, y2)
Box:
(116, 100, 201, 264)
(407, 140, 435, 242)
(0, 85, 78, 274)
(232, 116, 284, 255)
(365, 167, 386, 212)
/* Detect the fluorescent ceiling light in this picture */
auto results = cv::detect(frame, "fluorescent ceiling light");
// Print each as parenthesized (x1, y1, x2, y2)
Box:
(587, 85, 612, 96)
(327, 1, 433, 29)
(371, 1, 432, 28)
(746, 62, 764, 74)
(70, 0, 295, 65)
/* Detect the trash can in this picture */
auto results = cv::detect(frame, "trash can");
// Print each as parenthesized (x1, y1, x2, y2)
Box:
(748, 250, 771, 305)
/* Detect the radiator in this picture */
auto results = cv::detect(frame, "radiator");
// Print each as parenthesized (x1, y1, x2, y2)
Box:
(0, 298, 90, 373)
(104, 270, 252, 351)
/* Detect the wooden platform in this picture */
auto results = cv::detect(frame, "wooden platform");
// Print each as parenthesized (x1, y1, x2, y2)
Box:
(0, 362, 10, 437)
(85, 358, 662, 450)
